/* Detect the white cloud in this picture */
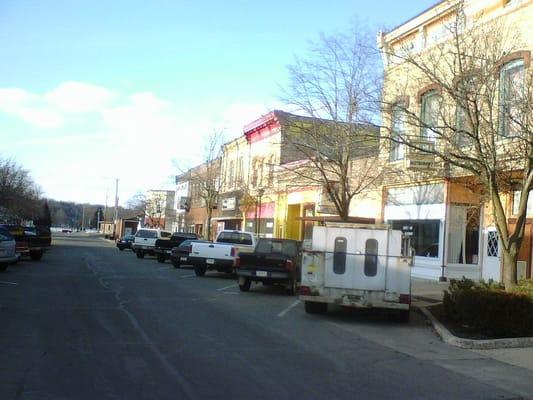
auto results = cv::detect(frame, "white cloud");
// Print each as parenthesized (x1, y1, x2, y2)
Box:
(0, 81, 285, 204)
(45, 82, 116, 113)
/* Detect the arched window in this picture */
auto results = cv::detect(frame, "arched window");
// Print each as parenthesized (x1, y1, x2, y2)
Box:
(499, 58, 525, 137)
(390, 104, 407, 161)
(420, 90, 440, 142)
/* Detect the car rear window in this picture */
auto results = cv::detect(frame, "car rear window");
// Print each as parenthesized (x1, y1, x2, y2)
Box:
(217, 232, 253, 245)
(161, 231, 172, 238)
(136, 230, 158, 239)
(0, 228, 14, 242)
(255, 240, 298, 257)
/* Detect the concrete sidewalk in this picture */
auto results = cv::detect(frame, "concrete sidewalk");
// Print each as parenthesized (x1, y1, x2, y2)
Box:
(410, 278, 533, 373)
(411, 277, 449, 307)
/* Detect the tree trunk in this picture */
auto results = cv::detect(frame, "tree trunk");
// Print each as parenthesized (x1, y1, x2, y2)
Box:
(501, 244, 518, 291)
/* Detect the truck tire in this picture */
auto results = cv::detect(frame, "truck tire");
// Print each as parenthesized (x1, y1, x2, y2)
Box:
(172, 260, 181, 268)
(397, 310, 410, 323)
(118, 246, 124, 251)
(194, 264, 206, 277)
(304, 301, 328, 314)
(239, 278, 251, 292)
(0, 264, 7, 272)
(156, 254, 166, 263)
(136, 250, 144, 259)
(286, 279, 297, 296)
(29, 250, 43, 261)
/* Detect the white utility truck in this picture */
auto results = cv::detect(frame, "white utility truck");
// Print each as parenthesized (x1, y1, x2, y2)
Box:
(299, 223, 413, 321)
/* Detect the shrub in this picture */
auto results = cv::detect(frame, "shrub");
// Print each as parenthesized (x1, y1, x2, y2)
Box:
(512, 279, 533, 300)
(443, 277, 533, 338)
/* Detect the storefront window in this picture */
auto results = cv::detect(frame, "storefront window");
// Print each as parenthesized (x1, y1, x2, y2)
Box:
(447, 205, 480, 265)
(391, 219, 440, 258)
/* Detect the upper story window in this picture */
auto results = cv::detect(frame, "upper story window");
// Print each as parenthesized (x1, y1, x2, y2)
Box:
(227, 160, 235, 189)
(455, 76, 476, 147)
(420, 90, 440, 142)
(390, 104, 406, 161)
(499, 58, 525, 137)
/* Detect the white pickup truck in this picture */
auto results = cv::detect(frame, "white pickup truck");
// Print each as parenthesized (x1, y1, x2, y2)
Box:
(132, 228, 172, 259)
(188, 230, 257, 276)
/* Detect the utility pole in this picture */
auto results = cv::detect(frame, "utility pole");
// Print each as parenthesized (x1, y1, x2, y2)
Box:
(113, 178, 119, 239)
(81, 205, 85, 231)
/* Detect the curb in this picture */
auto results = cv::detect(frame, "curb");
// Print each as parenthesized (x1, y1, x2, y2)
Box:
(419, 306, 533, 349)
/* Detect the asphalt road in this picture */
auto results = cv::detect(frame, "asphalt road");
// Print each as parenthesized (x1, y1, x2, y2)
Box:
(1, 233, 532, 400)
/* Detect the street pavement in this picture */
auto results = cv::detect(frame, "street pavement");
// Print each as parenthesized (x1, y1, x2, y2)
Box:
(1, 233, 532, 400)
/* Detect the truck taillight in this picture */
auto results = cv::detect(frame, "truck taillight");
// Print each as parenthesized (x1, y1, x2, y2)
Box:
(299, 286, 311, 295)
(399, 294, 411, 304)
(230, 247, 236, 257)
(235, 257, 240, 267)
(187, 245, 192, 253)
(285, 259, 293, 271)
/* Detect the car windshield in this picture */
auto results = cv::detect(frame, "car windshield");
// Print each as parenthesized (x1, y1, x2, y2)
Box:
(136, 230, 158, 239)
(217, 232, 253, 245)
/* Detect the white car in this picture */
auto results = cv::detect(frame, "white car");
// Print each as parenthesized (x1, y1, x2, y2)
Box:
(132, 228, 172, 259)
(0, 227, 18, 272)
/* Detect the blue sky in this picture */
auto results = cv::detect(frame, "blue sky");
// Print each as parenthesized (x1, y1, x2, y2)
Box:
(0, 0, 437, 205)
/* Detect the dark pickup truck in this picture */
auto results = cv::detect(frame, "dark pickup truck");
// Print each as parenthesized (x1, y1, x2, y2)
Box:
(235, 238, 301, 295)
(154, 232, 198, 263)
(0, 224, 51, 261)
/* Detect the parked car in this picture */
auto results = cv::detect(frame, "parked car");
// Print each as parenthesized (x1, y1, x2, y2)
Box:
(0, 227, 18, 272)
(0, 224, 49, 261)
(154, 232, 199, 263)
(188, 230, 257, 276)
(169, 239, 210, 268)
(116, 234, 135, 251)
(132, 228, 172, 259)
(236, 238, 302, 295)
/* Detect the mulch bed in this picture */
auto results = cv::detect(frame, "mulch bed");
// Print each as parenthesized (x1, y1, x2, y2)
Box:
(427, 304, 520, 340)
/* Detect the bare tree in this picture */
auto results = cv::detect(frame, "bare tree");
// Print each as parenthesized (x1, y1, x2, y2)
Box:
(0, 157, 41, 222)
(281, 27, 389, 221)
(380, 4, 532, 289)
(187, 130, 225, 240)
(144, 191, 168, 228)
(125, 191, 147, 220)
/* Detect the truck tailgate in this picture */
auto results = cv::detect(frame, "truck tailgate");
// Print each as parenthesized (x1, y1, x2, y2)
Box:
(192, 243, 234, 259)
(239, 253, 289, 271)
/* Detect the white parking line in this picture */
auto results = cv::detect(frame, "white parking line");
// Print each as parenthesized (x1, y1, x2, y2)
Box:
(217, 283, 238, 291)
(277, 300, 301, 317)
(180, 274, 196, 278)
(0, 281, 18, 286)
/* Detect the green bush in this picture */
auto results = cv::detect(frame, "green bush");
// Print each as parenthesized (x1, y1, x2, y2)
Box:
(512, 279, 533, 300)
(443, 278, 533, 338)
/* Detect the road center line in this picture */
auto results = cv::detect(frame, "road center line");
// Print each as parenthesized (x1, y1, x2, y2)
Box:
(278, 300, 301, 318)
(0, 281, 18, 286)
(217, 283, 238, 291)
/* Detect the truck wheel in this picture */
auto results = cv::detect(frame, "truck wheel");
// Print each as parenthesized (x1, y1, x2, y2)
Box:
(156, 254, 166, 263)
(136, 250, 144, 259)
(239, 278, 251, 292)
(29, 251, 43, 261)
(0, 264, 7, 272)
(304, 301, 328, 314)
(118, 246, 124, 251)
(286, 279, 297, 296)
(171, 260, 181, 269)
(397, 310, 410, 323)
(194, 264, 206, 277)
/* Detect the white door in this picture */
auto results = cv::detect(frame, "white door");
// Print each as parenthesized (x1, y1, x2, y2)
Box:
(324, 228, 387, 291)
(482, 227, 501, 282)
